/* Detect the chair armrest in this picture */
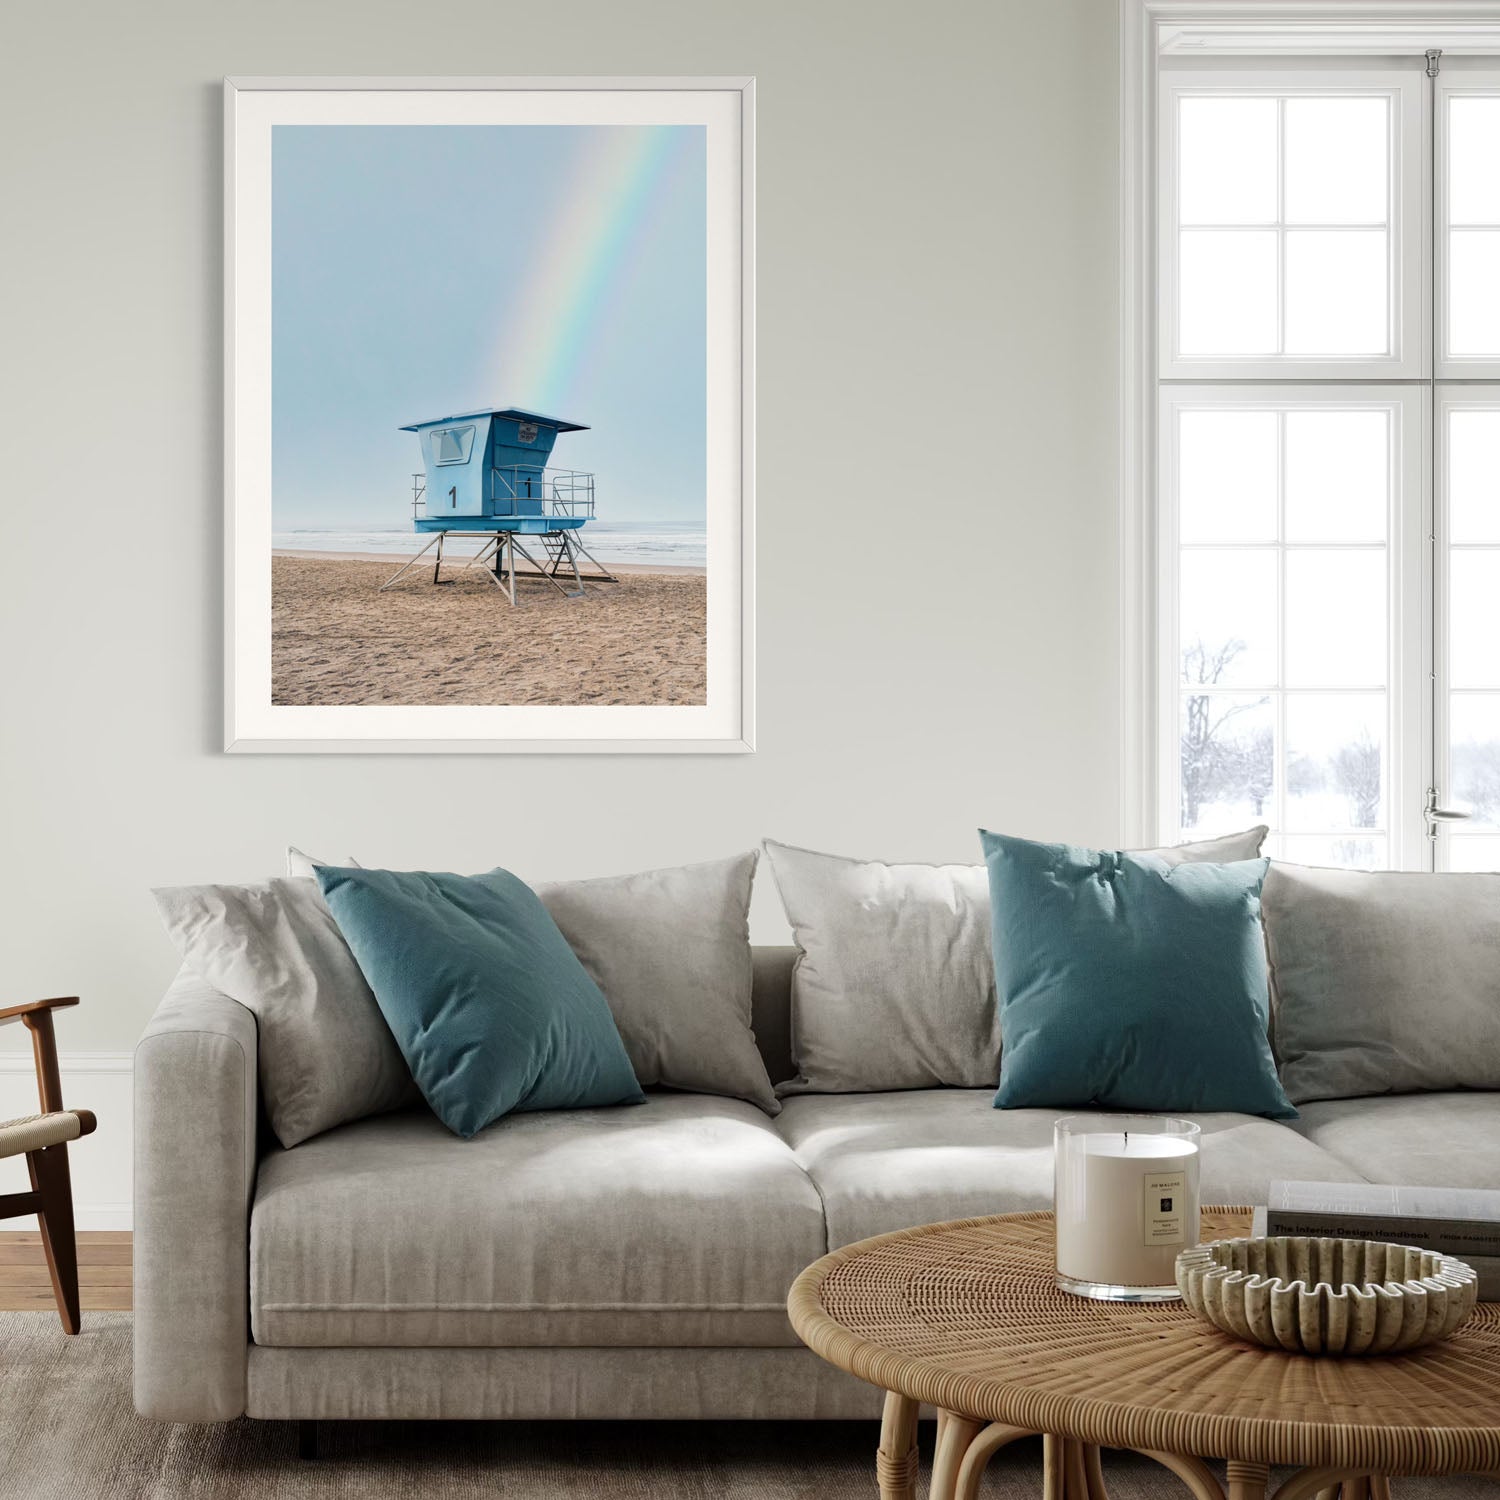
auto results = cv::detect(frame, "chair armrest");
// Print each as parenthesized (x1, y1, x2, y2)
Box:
(0, 995, 79, 1026)
(0, 997, 79, 1114)
(133, 968, 259, 1422)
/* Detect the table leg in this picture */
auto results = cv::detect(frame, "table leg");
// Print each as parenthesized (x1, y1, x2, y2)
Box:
(1083, 1443, 1110, 1500)
(1227, 1460, 1270, 1500)
(1140, 1449, 1227, 1500)
(1043, 1434, 1067, 1500)
(933, 1414, 984, 1500)
(876, 1391, 919, 1500)
(1270, 1468, 1383, 1500)
(1064, 1439, 1094, 1499)
(953, 1422, 1038, 1500)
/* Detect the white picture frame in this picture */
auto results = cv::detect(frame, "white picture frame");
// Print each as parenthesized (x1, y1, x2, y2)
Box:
(224, 76, 755, 753)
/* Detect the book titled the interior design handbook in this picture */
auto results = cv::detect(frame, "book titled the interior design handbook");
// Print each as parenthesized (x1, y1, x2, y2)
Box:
(1253, 1181, 1500, 1300)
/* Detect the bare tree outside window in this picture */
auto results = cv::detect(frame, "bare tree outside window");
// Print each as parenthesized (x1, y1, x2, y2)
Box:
(1180, 637, 1272, 827)
(1330, 731, 1381, 828)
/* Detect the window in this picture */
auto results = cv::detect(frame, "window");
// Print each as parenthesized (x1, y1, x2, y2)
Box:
(1445, 92, 1500, 366)
(1160, 72, 1423, 380)
(1137, 26, 1500, 871)
(1161, 387, 1421, 866)
(1441, 394, 1500, 867)
(431, 426, 474, 465)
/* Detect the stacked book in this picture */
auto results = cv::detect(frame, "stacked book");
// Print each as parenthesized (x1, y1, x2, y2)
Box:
(1253, 1181, 1500, 1300)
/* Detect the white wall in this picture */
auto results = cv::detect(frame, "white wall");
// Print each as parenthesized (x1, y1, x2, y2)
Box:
(0, 0, 1120, 1220)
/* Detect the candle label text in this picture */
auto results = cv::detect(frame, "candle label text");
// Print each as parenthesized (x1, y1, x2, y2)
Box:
(1143, 1172, 1188, 1246)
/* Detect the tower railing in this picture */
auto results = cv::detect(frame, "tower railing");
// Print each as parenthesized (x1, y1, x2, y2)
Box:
(410, 468, 595, 521)
(543, 468, 595, 518)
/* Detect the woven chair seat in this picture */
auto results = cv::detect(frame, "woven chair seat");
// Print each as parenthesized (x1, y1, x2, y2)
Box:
(0, 1111, 84, 1159)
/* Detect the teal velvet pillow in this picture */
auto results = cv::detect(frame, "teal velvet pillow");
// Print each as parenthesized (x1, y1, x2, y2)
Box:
(980, 831, 1295, 1119)
(316, 866, 644, 1138)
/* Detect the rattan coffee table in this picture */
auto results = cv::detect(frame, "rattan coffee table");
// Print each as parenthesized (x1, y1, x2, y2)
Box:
(788, 1208, 1500, 1500)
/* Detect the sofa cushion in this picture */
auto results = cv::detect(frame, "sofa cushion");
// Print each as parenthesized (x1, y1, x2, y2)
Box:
(1293, 1093, 1500, 1189)
(250, 1093, 826, 1349)
(763, 828, 1268, 1097)
(1263, 864, 1500, 1103)
(316, 865, 644, 1138)
(535, 853, 779, 1114)
(773, 1091, 1361, 1248)
(151, 877, 419, 1148)
(303, 848, 779, 1115)
(983, 832, 1294, 1119)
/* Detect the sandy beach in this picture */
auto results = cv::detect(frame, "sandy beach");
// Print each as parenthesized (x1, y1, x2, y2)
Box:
(271, 554, 706, 707)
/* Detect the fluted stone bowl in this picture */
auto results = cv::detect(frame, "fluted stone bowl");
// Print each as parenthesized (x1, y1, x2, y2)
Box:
(1175, 1236, 1480, 1355)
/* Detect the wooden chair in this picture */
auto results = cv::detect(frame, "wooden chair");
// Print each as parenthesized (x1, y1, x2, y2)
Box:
(0, 997, 96, 1333)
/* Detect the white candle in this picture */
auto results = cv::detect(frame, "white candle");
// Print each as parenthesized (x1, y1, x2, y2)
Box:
(1053, 1118, 1201, 1299)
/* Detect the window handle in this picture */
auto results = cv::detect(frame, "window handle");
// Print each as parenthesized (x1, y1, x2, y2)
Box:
(1425, 787, 1471, 836)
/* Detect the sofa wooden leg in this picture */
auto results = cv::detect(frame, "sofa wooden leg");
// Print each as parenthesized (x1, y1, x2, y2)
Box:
(28, 1144, 80, 1335)
(297, 1420, 319, 1460)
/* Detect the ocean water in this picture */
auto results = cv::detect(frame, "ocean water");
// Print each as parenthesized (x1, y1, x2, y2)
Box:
(272, 521, 706, 569)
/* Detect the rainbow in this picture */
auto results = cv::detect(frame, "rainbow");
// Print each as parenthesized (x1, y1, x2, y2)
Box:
(490, 126, 692, 411)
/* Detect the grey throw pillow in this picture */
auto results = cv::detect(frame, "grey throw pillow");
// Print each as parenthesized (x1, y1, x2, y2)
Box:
(1263, 863, 1500, 1102)
(764, 827, 1268, 1095)
(535, 852, 779, 1115)
(152, 878, 419, 1146)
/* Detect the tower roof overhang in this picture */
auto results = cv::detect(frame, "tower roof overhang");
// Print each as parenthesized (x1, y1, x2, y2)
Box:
(400, 407, 589, 433)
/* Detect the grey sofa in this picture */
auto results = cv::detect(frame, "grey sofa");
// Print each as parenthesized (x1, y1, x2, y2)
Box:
(133, 948, 1500, 1425)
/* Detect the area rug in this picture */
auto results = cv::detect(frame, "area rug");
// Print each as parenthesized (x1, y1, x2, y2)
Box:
(2, 1314, 1495, 1499)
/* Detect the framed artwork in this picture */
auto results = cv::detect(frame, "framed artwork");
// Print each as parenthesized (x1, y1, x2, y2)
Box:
(224, 76, 754, 752)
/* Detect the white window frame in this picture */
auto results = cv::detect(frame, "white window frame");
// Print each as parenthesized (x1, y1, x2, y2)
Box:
(1120, 1, 1500, 856)
(1158, 68, 1426, 380)
(1157, 384, 1427, 864)
(1437, 71, 1500, 377)
(1436, 388, 1500, 861)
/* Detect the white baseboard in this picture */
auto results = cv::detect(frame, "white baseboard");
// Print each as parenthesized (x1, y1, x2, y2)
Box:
(0, 1052, 134, 1231)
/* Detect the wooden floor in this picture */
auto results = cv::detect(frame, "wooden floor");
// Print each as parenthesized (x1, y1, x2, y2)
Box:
(0, 1230, 130, 1312)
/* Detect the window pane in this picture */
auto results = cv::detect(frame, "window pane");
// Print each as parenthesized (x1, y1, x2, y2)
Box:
(433, 426, 474, 464)
(1449, 693, 1500, 827)
(1284, 97, 1388, 226)
(1181, 550, 1278, 688)
(1285, 693, 1385, 831)
(1179, 411, 1278, 543)
(1284, 410, 1387, 542)
(1450, 551, 1500, 688)
(1284, 550, 1386, 687)
(1450, 230, 1500, 356)
(1279, 835, 1386, 869)
(1285, 230, 1388, 355)
(1450, 410, 1500, 543)
(1446, 836, 1500, 871)
(1180, 97, 1278, 225)
(1450, 97, 1500, 226)
(1180, 231, 1278, 355)
(1179, 693, 1274, 836)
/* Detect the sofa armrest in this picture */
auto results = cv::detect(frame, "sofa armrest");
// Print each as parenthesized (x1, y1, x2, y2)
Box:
(133, 967, 258, 1421)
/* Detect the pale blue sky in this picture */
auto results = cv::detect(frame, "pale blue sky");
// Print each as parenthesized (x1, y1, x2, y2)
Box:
(272, 124, 706, 528)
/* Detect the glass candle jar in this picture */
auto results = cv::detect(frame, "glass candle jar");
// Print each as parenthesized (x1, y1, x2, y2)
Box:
(1053, 1115, 1201, 1302)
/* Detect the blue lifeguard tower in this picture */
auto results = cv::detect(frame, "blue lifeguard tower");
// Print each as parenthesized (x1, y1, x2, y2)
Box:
(379, 406, 615, 604)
